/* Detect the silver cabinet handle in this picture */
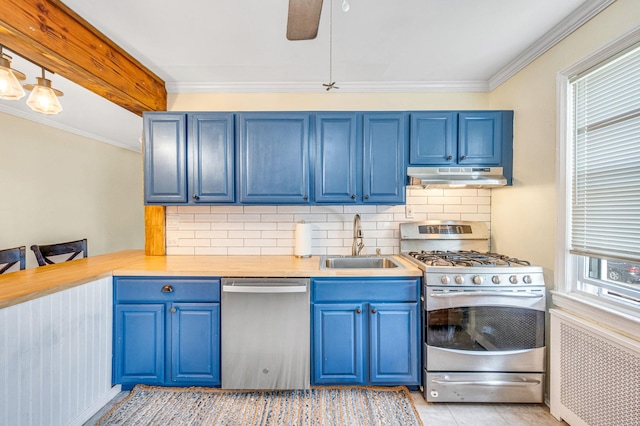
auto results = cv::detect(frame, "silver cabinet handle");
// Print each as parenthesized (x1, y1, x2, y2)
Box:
(430, 291, 542, 298)
(431, 379, 540, 387)
(161, 285, 174, 293)
(222, 285, 307, 294)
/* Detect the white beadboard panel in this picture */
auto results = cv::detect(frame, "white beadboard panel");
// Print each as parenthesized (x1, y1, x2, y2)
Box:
(167, 189, 492, 255)
(0, 277, 114, 426)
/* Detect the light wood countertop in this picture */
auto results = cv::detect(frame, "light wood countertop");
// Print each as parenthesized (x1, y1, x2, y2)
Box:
(0, 251, 420, 309)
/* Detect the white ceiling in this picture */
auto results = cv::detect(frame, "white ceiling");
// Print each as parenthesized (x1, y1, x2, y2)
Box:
(0, 0, 612, 152)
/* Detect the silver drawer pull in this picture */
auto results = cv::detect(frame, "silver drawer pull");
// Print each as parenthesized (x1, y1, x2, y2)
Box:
(431, 379, 540, 387)
(222, 285, 307, 294)
(161, 285, 174, 293)
(430, 292, 542, 298)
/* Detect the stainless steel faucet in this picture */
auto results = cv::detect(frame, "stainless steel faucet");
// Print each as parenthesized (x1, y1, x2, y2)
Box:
(352, 214, 364, 256)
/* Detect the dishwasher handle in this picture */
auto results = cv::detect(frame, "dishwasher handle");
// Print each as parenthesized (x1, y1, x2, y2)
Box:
(222, 285, 307, 294)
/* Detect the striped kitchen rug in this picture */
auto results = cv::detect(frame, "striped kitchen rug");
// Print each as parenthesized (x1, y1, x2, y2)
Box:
(98, 385, 423, 425)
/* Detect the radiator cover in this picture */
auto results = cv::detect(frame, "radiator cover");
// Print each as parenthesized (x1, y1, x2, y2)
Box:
(550, 309, 640, 426)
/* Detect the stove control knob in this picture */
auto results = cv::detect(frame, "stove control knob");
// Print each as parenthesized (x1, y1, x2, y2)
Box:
(523, 275, 532, 284)
(472, 275, 483, 285)
(492, 275, 501, 284)
(440, 275, 451, 285)
(509, 275, 518, 284)
(455, 275, 465, 285)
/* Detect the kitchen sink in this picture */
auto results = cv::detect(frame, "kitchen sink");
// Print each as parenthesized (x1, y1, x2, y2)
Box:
(320, 255, 405, 269)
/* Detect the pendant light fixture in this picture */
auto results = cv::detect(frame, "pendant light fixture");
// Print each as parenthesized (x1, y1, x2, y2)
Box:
(23, 68, 63, 115)
(0, 46, 26, 100)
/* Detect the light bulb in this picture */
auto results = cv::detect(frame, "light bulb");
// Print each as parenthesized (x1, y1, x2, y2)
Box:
(0, 56, 26, 100)
(24, 76, 63, 115)
(341, 0, 350, 12)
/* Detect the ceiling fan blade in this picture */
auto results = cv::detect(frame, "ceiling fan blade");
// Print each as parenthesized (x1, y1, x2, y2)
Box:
(286, 0, 323, 40)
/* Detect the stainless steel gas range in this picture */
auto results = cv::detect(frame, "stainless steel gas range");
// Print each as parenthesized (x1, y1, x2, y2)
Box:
(400, 221, 546, 403)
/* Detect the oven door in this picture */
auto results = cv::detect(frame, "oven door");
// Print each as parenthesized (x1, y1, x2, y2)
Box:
(425, 286, 546, 372)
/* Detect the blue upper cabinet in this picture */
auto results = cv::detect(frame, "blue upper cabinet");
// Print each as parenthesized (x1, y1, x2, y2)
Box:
(314, 113, 359, 203)
(363, 113, 406, 204)
(409, 111, 457, 165)
(144, 112, 235, 204)
(144, 113, 188, 203)
(315, 112, 406, 205)
(410, 110, 513, 168)
(458, 111, 503, 165)
(239, 113, 311, 204)
(188, 114, 235, 203)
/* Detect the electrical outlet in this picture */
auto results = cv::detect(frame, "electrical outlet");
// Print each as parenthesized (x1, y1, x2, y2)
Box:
(166, 216, 179, 228)
(405, 205, 414, 218)
(167, 238, 179, 246)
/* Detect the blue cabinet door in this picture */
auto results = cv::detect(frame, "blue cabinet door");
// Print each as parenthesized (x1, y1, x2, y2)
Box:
(171, 303, 221, 385)
(188, 114, 235, 203)
(239, 113, 310, 204)
(314, 113, 359, 203)
(410, 112, 457, 165)
(313, 303, 365, 384)
(369, 303, 420, 385)
(458, 111, 502, 165)
(363, 113, 406, 204)
(144, 113, 187, 203)
(114, 304, 165, 385)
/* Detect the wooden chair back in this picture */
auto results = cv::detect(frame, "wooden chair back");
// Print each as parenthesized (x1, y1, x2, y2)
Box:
(30, 239, 88, 266)
(0, 246, 26, 274)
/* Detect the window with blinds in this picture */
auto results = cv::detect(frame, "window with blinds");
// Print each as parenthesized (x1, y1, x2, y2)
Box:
(569, 42, 640, 306)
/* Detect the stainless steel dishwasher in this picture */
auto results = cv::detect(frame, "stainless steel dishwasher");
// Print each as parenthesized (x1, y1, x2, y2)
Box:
(221, 277, 310, 389)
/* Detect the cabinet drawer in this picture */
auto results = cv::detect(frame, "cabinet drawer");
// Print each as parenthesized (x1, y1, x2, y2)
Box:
(312, 278, 419, 303)
(114, 277, 221, 303)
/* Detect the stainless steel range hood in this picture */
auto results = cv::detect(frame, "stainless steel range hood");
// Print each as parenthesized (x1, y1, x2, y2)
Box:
(407, 166, 507, 188)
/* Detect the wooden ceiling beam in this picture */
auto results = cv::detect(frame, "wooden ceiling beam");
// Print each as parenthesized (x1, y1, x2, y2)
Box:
(0, 0, 166, 115)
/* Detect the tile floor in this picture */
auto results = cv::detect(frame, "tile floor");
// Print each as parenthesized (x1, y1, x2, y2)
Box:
(85, 390, 566, 425)
(409, 391, 566, 425)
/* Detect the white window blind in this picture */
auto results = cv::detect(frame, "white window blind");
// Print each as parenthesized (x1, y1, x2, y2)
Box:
(570, 44, 640, 263)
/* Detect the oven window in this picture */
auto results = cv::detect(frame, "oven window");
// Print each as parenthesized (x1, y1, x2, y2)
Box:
(427, 307, 545, 351)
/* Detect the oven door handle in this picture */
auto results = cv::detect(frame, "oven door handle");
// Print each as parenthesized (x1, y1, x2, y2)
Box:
(429, 291, 543, 298)
(431, 379, 541, 387)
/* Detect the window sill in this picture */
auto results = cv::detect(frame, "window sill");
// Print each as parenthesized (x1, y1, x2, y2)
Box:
(551, 291, 640, 342)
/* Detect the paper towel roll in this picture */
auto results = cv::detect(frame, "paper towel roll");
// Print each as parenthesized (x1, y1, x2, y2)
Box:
(294, 223, 312, 258)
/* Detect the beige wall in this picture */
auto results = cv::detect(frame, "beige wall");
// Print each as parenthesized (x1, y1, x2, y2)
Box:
(0, 112, 144, 269)
(169, 92, 491, 111)
(489, 0, 640, 285)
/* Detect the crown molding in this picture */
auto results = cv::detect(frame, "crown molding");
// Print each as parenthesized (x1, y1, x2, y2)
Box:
(167, 80, 490, 94)
(0, 104, 141, 153)
(488, 0, 616, 90)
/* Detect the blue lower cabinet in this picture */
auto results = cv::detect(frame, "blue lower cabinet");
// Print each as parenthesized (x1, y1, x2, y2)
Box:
(114, 304, 165, 385)
(369, 303, 419, 384)
(171, 303, 221, 384)
(311, 278, 420, 386)
(313, 303, 366, 384)
(113, 277, 221, 388)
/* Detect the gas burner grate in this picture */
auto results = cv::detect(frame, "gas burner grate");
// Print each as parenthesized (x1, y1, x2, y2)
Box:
(407, 250, 531, 267)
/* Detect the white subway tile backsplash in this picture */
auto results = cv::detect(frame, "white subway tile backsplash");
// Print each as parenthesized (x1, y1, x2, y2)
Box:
(194, 230, 228, 239)
(244, 205, 278, 213)
(444, 204, 480, 213)
(228, 214, 261, 222)
(261, 214, 294, 222)
(166, 188, 491, 255)
(178, 205, 211, 214)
